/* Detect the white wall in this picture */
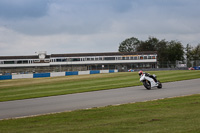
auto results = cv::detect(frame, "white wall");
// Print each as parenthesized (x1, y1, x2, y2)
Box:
(12, 74, 33, 79)
(100, 70, 109, 73)
(51, 72, 65, 77)
(78, 71, 90, 75)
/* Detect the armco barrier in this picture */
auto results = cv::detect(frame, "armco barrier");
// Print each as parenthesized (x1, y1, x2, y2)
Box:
(0, 75, 12, 80)
(100, 70, 109, 73)
(78, 71, 90, 75)
(50, 72, 65, 77)
(90, 70, 100, 74)
(0, 69, 118, 80)
(193, 66, 200, 70)
(66, 71, 78, 76)
(109, 70, 115, 73)
(12, 74, 33, 79)
(33, 73, 51, 78)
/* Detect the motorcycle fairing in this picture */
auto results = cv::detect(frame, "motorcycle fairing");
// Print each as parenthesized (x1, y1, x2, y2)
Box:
(140, 74, 158, 87)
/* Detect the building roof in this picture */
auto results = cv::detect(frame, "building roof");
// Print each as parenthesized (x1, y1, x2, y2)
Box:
(0, 55, 51, 60)
(51, 51, 157, 57)
(0, 51, 157, 60)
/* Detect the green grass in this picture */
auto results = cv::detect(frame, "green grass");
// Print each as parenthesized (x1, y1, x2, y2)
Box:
(0, 94, 200, 133)
(0, 70, 200, 102)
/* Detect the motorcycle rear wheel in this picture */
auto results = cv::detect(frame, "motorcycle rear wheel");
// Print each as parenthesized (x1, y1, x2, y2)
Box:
(157, 81, 162, 89)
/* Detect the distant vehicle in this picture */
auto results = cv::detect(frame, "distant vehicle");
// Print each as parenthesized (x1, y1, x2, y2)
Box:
(188, 67, 195, 70)
(139, 71, 162, 90)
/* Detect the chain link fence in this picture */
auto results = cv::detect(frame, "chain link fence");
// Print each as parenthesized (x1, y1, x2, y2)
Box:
(0, 60, 199, 75)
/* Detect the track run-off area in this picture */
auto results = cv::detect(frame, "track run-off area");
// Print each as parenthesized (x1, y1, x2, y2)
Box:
(0, 78, 200, 120)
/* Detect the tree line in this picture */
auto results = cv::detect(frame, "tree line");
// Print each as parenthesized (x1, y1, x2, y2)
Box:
(118, 37, 200, 67)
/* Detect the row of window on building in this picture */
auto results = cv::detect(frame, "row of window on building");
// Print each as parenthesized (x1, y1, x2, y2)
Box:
(51, 55, 156, 62)
(0, 55, 157, 64)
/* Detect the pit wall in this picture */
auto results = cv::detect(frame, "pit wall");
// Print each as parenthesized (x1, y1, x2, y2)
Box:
(0, 70, 118, 80)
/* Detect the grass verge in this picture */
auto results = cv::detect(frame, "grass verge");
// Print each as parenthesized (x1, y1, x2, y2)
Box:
(0, 70, 200, 102)
(0, 94, 200, 133)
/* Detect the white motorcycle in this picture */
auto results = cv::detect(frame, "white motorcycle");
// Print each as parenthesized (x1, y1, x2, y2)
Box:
(139, 73, 162, 90)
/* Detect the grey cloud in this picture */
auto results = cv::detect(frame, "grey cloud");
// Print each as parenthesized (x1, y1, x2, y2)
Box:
(0, 0, 135, 35)
(1, 0, 118, 35)
(0, 0, 50, 19)
(1, 0, 200, 37)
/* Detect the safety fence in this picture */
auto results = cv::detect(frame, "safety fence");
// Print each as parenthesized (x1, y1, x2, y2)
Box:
(193, 66, 200, 70)
(0, 70, 118, 80)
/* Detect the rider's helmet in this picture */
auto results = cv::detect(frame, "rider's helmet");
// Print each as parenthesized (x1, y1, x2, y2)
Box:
(138, 70, 143, 76)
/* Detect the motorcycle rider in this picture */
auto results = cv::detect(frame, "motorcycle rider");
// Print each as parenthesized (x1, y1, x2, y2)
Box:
(138, 70, 143, 76)
(138, 70, 158, 82)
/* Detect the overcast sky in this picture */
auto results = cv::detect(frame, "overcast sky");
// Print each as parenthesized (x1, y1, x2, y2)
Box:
(0, 0, 200, 56)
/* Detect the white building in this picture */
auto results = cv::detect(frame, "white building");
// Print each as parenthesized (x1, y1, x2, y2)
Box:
(0, 51, 157, 74)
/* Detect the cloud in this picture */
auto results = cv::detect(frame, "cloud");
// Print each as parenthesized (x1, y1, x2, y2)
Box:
(1, 0, 200, 35)
(0, 26, 125, 55)
(0, 0, 200, 56)
(0, 0, 49, 19)
(0, 0, 135, 35)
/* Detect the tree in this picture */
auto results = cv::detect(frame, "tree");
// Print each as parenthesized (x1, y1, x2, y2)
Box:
(184, 44, 200, 67)
(155, 39, 169, 67)
(137, 37, 158, 51)
(118, 37, 140, 52)
(185, 44, 193, 61)
(192, 44, 200, 60)
(118, 36, 185, 68)
(191, 44, 200, 66)
(185, 44, 200, 61)
(185, 44, 193, 67)
(167, 40, 185, 62)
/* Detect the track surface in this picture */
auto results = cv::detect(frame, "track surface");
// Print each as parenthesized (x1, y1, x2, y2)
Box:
(0, 79, 200, 120)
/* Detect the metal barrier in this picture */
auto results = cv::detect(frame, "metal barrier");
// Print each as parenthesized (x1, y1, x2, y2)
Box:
(0, 70, 118, 80)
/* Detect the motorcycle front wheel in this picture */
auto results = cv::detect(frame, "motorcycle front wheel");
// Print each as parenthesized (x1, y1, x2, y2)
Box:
(143, 80, 151, 90)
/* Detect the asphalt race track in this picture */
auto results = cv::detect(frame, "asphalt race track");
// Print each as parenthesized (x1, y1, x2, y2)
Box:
(0, 78, 200, 120)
